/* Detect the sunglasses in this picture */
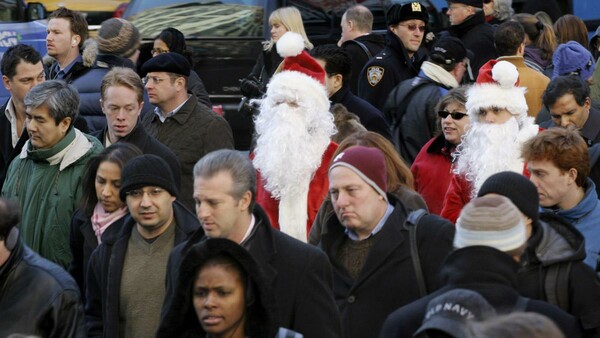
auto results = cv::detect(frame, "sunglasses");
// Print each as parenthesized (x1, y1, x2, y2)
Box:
(399, 23, 426, 32)
(438, 110, 468, 120)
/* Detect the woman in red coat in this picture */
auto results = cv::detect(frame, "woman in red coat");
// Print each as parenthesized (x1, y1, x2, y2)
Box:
(411, 87, 469, 215)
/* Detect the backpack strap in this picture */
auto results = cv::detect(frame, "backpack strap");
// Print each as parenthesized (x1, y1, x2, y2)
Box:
(346, 39, 373, 59)
(404, 208, 428, 297)
(545, 262, 572, 311)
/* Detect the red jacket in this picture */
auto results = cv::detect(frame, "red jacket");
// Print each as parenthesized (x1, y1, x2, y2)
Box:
(411, 135, 455, 215)
(441, 165, 531, 224)
(255, 142, 338, 238)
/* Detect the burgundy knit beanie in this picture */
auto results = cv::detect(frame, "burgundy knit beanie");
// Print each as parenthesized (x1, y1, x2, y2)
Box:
(329, 145, 388, 201)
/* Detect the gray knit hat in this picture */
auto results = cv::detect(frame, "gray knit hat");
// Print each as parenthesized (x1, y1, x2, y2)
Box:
(455, 195, 526, 251)
(96, 18, 140, 57)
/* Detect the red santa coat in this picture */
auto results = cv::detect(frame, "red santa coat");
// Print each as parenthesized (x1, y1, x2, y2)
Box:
(255, 142, 338, 238)
(440, 165, 531, 224)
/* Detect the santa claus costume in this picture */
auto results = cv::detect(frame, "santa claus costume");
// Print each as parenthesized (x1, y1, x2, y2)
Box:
(252, 32, 337, 242)
(441, 60, 540, 223)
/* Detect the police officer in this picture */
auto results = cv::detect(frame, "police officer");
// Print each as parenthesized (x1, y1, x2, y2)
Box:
(357, 2, 429, 112)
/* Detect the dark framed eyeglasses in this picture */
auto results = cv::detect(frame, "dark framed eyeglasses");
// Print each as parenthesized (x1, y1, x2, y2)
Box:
(398, 23, 426, 32)
(438, 110, 468, 120)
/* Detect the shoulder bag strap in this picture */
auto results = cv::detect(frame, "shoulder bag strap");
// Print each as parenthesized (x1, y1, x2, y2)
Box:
(348, 39, 373, 59)
(405, 208, 428, 297)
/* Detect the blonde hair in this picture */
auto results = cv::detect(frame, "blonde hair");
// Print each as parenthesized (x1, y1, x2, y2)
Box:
(264, 7, 313, 52)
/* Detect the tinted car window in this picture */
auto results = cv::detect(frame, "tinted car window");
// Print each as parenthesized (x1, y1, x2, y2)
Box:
(0, 0, 19, 22)
(126, 0, 266, 38)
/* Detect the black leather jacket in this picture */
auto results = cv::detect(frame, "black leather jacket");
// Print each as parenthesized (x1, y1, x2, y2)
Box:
(0, 234, 86, 337)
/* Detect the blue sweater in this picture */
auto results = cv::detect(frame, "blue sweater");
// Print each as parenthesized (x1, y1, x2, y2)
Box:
(544, 178, 600, 270)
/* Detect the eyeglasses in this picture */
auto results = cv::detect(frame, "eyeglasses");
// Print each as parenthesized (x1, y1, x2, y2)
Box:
(142, 76, 168, 85)
(151, 48, 169, 55)
(438, 110, 468, 120)
(398, 23, 427, 32)
(125, 187, 166, 199)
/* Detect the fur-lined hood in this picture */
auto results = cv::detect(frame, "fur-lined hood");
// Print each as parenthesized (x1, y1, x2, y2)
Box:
(43, 39, 99, 68)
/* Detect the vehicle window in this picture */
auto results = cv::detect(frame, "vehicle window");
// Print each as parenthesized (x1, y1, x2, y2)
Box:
(0, 0, 18, 22)
(125, 0, 266, 38)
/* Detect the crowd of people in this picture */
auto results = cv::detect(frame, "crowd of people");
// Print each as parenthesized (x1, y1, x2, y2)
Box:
(0, 0, 600, 337)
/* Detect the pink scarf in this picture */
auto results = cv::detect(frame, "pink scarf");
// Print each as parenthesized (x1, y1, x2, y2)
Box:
(91, 203, 128, 244)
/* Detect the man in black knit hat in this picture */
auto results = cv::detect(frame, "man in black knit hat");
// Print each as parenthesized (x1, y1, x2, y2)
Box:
(85, 154, 200, 338)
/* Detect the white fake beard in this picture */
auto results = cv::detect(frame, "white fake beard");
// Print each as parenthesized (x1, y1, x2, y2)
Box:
(453, 118, 525, 198)
(253, 101, 335, 200)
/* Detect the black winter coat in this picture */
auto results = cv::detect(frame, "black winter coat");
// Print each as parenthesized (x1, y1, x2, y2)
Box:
(92, 122, 182, 191)
(68, 208, 126, 295)
(85, 201, 200, 338)
(379, 246, 583, 338)
(384, 75, 450, 164)
(0, 235, 86, 337)
(319, 194, 455, 338)
(519, 213, 600, 337)
(161, 204, 341, 338)
(331, 84, 391, 140)
(445, 11, 497, 80)
(357, 30, 427, 112)
(341, 34, 385, 94)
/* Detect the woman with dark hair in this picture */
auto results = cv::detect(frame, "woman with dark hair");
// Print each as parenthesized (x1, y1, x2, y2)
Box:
(68, 143, 142, 291)
(411, 87, 469, 215)
(308, 130, 427, 245)
(158, 238, 300, 338)
(152, 27, 212, 109)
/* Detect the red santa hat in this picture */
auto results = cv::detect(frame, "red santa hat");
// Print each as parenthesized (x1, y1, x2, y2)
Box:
(276, 31, 326, 84)
(466, 60, 528, 123)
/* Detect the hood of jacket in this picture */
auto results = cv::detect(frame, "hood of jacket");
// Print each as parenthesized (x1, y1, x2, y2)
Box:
(524, 46, 549, 69)
(439, 246, 520, 289)
(524, 213, 586, 267)
(81, 39, 136, 68)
